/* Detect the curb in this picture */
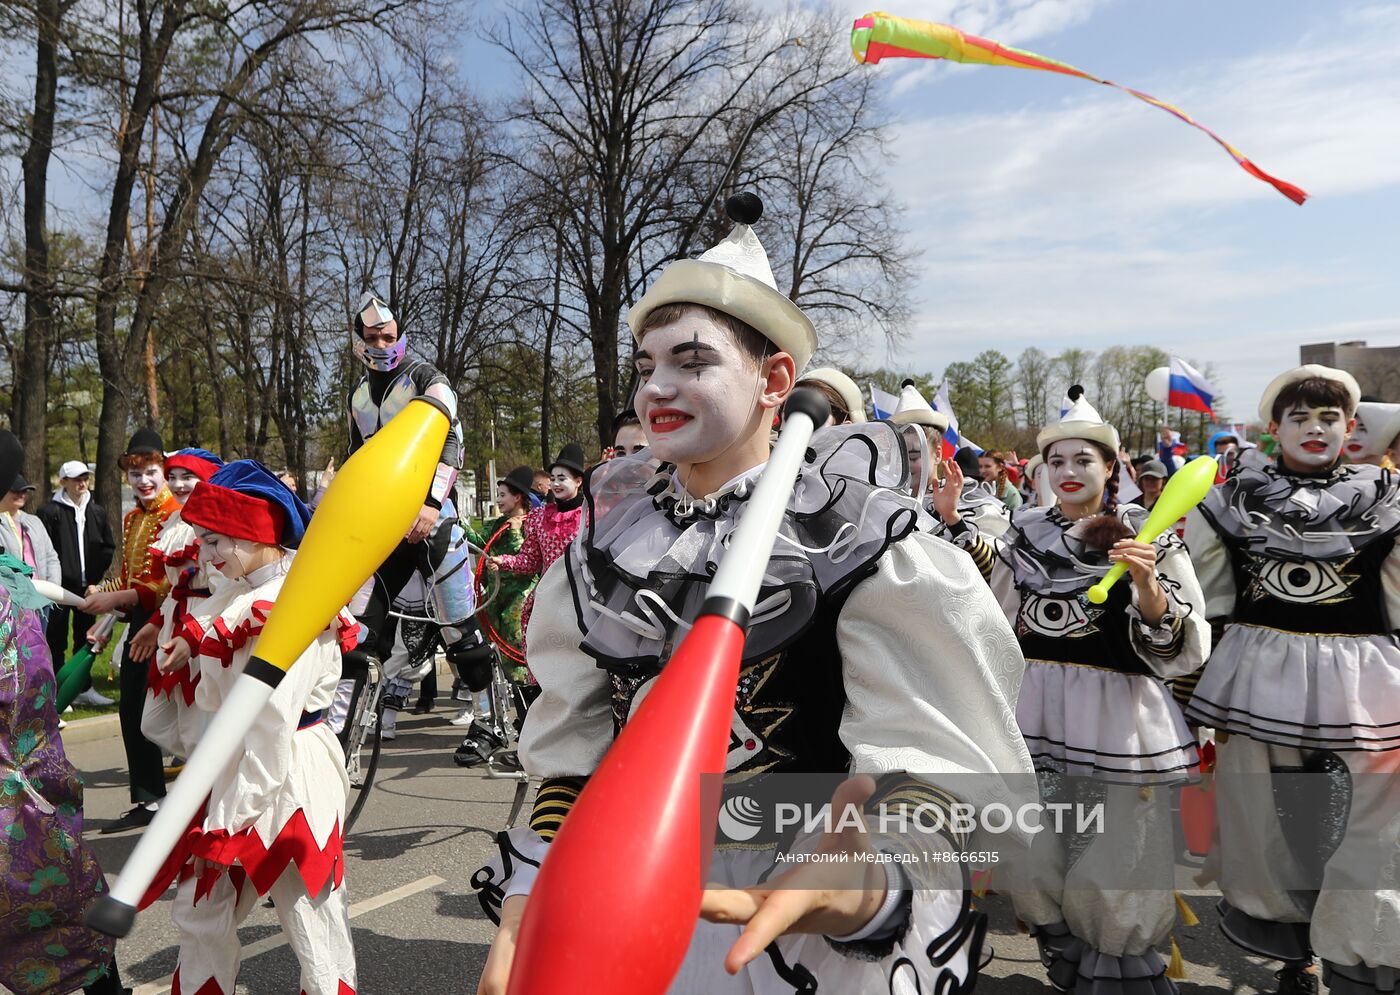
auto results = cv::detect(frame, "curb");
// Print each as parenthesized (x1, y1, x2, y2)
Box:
(58, 713, 121, 745)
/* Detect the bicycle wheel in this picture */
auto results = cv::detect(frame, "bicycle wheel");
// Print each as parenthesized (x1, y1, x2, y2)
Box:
(345, 696, 383, 835)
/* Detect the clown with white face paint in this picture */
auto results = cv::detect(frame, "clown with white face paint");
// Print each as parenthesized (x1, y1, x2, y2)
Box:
(473, 194, 1034, 995)
(936, 385, 1209, 995)
(148, 460, 358, 995)
(136, 448, 225, 766)
(1183, 365, 1400, 993)
(1345, 400, 1400, 468)
(80, 428, 184, 833)
(487, 442, 586, 661)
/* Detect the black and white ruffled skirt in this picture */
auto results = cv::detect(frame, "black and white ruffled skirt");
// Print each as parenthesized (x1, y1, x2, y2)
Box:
(1186, 623, 1400, 751)
(1017, 659, 1199, 784)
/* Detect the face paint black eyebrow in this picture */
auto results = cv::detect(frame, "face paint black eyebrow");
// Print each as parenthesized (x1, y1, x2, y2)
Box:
(671, 338, 718, 356)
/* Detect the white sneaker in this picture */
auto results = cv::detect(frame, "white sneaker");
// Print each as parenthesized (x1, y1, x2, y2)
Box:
(380, 713, 398, 741)
(449, 707, 475, 727)
(74, 688, 115, 707)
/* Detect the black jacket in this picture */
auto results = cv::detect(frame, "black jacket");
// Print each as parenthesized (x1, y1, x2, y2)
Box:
(37, 495, 117, 594)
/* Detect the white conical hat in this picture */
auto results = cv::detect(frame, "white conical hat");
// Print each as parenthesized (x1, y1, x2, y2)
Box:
(888, 382, 949, 433)
(626, 194, 818, 374)
(799, 367, 866, 423)
(1037, 385, 1120, 453)
(1354, 401, 1400, 457)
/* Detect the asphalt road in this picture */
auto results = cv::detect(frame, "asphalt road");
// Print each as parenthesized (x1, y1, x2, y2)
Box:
(68, 709, 1285, 994)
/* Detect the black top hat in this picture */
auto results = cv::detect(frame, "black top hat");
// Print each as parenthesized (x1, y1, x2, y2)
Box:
(502, 465, 536, 497)
(125, 427, 164, 456)
(550, 443, 587, 476)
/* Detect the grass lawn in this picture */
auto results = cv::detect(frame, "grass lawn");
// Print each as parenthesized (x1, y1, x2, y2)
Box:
(59, 621, 127, 722)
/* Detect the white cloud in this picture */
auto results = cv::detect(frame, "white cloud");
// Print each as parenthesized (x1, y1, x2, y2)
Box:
(863, 2, 1400, 421)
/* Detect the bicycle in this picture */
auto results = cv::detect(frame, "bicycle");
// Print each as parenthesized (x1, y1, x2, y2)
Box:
(337, 648, 384, 834)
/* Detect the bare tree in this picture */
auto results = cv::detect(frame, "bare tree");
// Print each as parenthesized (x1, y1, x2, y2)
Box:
(78, 0, 433, 529)
(4, 0, 79, 484)
(1016, 346, 1054, 430)
(499, 0, 820, 447)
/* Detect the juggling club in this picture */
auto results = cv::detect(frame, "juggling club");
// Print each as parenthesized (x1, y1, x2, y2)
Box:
(1086, 454, 1218, 604)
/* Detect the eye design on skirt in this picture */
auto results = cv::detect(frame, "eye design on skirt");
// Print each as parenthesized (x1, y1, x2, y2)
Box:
(1257, 559, 1350, 604)
(1020, 594, 1092, 637)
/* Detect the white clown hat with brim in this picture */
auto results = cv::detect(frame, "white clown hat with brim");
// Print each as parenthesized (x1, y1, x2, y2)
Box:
(1355, 401, 1400, 457)
(799, 367, 867, 423)
(626, 193, 817, 374)
(1258, 364, 1361, 423)
(1037, 385, 1120, 454)
(888, 381, 950, 433)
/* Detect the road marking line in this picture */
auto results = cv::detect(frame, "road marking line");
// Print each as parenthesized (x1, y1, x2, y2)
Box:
(131, 875, 447, 995)
(347, 874, 445, 918)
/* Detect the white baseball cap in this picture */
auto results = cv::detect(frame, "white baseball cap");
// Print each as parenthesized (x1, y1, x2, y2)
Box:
(58, 460, 92, 480)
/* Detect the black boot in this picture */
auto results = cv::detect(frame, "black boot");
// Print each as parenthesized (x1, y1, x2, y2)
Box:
(1276, 961, 1319, 995)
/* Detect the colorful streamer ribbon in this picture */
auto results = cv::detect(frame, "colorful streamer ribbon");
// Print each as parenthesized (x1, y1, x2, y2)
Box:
(851, 11, 1307, 205)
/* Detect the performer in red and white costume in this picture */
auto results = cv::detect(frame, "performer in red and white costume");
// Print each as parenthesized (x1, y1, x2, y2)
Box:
(153, 459, 357, 995)
(139, 447, 224, 763)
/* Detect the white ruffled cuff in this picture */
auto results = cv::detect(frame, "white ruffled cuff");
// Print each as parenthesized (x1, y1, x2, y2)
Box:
(471, 826, 549, 924)
(826, 858, 908, 943)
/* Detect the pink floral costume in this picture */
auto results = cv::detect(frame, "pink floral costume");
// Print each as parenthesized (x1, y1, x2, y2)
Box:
(494, 498, 584, 653)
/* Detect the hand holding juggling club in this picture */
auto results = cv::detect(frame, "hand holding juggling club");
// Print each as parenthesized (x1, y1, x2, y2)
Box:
(504, 389, 831, 995)
(1086, 455, 1218, 604)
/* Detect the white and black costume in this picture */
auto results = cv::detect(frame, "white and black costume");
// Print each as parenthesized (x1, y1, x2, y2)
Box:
(947, 391, 1208, 995)
(1184, 447, 1400, 992)
(345, 358, 489, 706)
(473, 424, 1036, 994)
(927, 478, 1012, 541)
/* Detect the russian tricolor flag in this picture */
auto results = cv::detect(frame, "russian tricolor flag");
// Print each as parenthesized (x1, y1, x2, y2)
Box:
(1168, 357, 1216, 416)
(870, 384, 899, 421)
(932, 382, 966, 459)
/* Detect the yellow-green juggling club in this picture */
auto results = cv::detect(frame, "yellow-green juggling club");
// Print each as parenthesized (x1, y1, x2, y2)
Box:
(1086, 455, 1218, 604)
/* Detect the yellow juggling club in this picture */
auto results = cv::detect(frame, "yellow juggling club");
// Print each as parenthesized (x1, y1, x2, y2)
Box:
(1086, 455, 1218, 605)
(86, 396, 451, 938)
(246, 396, 451, 673)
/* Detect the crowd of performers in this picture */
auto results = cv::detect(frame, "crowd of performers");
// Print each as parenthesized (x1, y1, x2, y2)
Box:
(2, 193, 1399, 995)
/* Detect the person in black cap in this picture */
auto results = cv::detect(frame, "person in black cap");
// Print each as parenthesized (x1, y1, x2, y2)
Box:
(0, 471, 60, 587)
(1135, 458, 1168, 510)
(80, 427, 181, 832)
(487, 443, 586, 661)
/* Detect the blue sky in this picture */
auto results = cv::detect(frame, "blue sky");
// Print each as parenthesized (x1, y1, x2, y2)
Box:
(856, 0, 1400, 422)
(459, 0, 1398, 423)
